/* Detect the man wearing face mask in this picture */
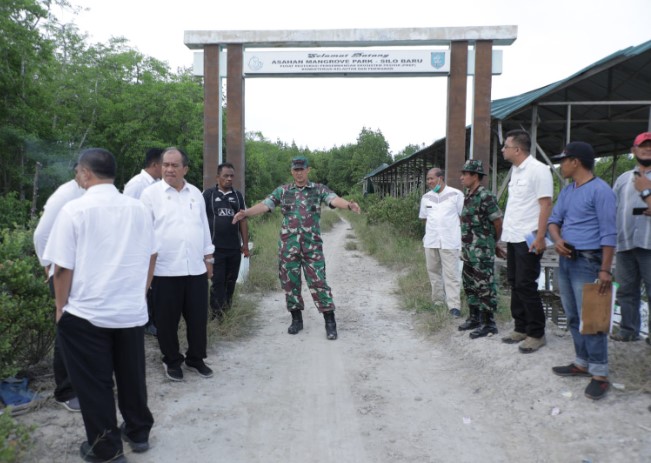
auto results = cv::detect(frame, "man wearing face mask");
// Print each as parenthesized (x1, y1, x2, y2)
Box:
(611, 132, 651, 343)
(419, 168, 464, 317)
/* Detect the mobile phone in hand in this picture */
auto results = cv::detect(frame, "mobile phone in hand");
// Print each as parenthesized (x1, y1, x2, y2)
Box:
(633, 207, 647, 215)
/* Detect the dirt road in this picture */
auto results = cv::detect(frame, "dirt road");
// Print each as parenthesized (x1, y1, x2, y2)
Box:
(21, 219, 651, 462)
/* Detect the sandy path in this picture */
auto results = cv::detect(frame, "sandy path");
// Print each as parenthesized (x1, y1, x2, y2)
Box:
(20, 218, 651, 462)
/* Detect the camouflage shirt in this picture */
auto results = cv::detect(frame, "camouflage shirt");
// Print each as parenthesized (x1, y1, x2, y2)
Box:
(461, 185, 503, 262)
(263, 182, 338, 247)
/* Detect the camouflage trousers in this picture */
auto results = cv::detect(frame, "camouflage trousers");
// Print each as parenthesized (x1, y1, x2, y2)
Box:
(462, 260, 497, 314)
(278, 244, 335, 312)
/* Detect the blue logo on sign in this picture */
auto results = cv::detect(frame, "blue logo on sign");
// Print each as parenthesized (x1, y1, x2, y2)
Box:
(431, 52, 445, 69)
(248, 56, 263, 71)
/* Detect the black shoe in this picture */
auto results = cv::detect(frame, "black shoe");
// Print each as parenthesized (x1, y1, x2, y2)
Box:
(80, 441, 126, 463)
(162, 362, 183, 381)
(552, 363, 591, 377)
(144, 324, 157, 337)
(458, 318, 480, 331)
(185, 360, 214, 378)
(120, 422, 150, 453)
(449, 308, 461, 318)
(288, 310, 303, 334)
(324, 311, 337, 340)
(610, 332, 640, 342)
(469, 324, 498, 339)
(584, 378, 609, 400)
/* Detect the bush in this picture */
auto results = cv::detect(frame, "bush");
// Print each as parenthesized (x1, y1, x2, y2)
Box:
(0, 193, 30, 230)
(0, 411, 33, 463)
(0, 226, 54, 379)
(362, 192, 424, 239)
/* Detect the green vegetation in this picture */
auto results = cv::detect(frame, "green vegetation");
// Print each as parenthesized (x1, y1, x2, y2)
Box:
(0, 412, 33, 463)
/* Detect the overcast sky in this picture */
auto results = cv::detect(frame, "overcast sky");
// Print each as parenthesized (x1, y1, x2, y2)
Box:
(57, 0, 651, 154)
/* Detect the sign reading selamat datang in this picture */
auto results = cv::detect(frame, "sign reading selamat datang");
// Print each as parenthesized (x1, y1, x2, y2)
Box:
(243, 50, 451, 76)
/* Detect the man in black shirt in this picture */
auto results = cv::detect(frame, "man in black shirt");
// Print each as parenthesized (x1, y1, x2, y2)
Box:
(203, 163, 250, 319)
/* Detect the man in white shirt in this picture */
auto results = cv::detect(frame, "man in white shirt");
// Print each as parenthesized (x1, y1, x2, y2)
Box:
(140, 147, 215, 382)
(33, 175, 84, 413)
(500, 129, 553, 354)
(419, 168, 464, 318)
(123, 148, 163, 199)
(44, 148, 155, 463)
(123, 147, 163, 337)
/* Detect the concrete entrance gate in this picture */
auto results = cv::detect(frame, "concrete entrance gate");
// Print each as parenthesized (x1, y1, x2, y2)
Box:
(184, 26, 517, 192)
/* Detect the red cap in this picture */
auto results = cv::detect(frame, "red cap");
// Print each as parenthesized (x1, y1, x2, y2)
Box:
(633, 132, 651, 146)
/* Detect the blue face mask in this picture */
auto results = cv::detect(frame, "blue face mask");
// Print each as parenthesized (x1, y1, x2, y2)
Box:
(432, 184, 441, 193)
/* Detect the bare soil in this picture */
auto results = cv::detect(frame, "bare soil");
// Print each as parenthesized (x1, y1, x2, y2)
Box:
(18, 219, 651, 463)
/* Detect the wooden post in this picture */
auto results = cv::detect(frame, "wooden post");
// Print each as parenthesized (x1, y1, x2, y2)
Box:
(472, 40, 493, 179)
(203, 45, 221, 191)
(445, 41, 468, 190)
(226, 44, 245, 193)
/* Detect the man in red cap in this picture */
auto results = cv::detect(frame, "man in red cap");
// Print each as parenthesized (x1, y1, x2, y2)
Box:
(611, 132, 651, 343)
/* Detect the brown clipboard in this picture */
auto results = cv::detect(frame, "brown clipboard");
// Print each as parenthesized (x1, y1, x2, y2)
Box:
(580, 283, 613, 335)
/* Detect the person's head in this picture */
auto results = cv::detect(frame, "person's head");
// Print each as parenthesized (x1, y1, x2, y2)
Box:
(502, 129, 531, 165)
(551, 141, 595, 180)
(290, 156, 311, 187)
(632, 132, 651, 168)
(161, 147, 189, 191)
(144, 147, 164, 179)
(426, 168, 445, 192)
(459, 159, 485, 189)
(217, 162, 235, 190)
(75, 148, 116, 188)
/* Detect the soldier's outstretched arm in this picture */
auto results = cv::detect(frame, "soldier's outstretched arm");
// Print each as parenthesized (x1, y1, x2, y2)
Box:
(232, 202, 270, 224)
(330, 196, 361, 213)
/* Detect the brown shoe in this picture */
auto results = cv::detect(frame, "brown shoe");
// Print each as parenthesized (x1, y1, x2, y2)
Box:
(501, 331, 527, 344)
(519, 335, 546, 353)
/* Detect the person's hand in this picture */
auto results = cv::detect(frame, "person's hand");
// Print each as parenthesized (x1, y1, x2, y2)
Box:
(554, 238, 573, 258)
(598, 270, 612, 295)
(347, 201, 361, 214)
(206, 262, 213, 280)
(644, 207, 651, 217)
(232, 210, 246, 224)
(495, 245, 507, 259)
(242, 244, 250, 258)
(529, 236, 547, 255)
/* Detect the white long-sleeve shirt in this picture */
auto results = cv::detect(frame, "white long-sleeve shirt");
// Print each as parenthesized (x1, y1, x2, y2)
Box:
(123, 169, 158, 199)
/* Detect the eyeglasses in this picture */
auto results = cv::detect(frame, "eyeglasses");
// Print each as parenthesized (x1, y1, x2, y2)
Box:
(502, 145, 518, 150)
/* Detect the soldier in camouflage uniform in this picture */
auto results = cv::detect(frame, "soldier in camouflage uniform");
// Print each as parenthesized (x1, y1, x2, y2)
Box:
(458, 160, 506, 339)
(232, 156, 361, 340)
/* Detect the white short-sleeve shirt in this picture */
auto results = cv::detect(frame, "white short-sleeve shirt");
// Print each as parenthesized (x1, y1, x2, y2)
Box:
(140, 179, 215, 277)
(123, 169, 158, 199)
(419, 186, 464, 249)
(502, 155, 554, 243)
(43, 184, 155, 328)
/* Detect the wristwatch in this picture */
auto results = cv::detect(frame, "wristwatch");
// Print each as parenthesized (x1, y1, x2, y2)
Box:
(641, 188, 651, 200)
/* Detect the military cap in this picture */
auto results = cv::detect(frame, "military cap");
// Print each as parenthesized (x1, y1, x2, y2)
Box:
(460, 159, 485, 176)
(291, 156, 309, 169)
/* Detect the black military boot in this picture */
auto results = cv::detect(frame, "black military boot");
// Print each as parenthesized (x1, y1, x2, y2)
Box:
(287, 310, 303, 335)
(323, 311, 337, 340)
(458, 306, 480, 331)
(469, 311, 498, 339)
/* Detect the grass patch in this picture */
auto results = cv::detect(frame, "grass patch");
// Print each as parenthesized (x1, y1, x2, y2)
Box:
(207, 293, 258, 341)
(344, 241, 358, 251)
(319, 209, 341, 232)
(0, 411, 33, 463)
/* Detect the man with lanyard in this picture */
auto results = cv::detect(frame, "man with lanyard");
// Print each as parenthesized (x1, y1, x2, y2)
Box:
(548, 141, 616, 400)
(232, 156, 360, 340)
(203, 162, 250, 320)
(500, 129, 554, 354)
(419, 167, 464, 318)
(458, 159, 505, 338)
(610, 132, 651, 342)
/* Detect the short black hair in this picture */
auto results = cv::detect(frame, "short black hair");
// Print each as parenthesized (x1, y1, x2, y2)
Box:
(144, 148, 163, 168)
(161, 147, 189, 166)
(505, 129, 532, 153)
(218, 162, 235, 174)
(77, 148, 116, 179)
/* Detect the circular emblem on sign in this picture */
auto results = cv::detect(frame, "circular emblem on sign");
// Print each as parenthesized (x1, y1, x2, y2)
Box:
(248, 56, 263, 71)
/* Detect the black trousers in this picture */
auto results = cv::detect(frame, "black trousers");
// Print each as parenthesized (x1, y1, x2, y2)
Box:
(48, 277, 75, 402)
(151, 274, 208, 368)
(506, 241, 546, 338)
(210, 248, 242, 314)
(57, 312, 153, 460)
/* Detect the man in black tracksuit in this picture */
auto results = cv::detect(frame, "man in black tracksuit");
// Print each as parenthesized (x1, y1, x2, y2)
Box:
(203, 162, 250, 319)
